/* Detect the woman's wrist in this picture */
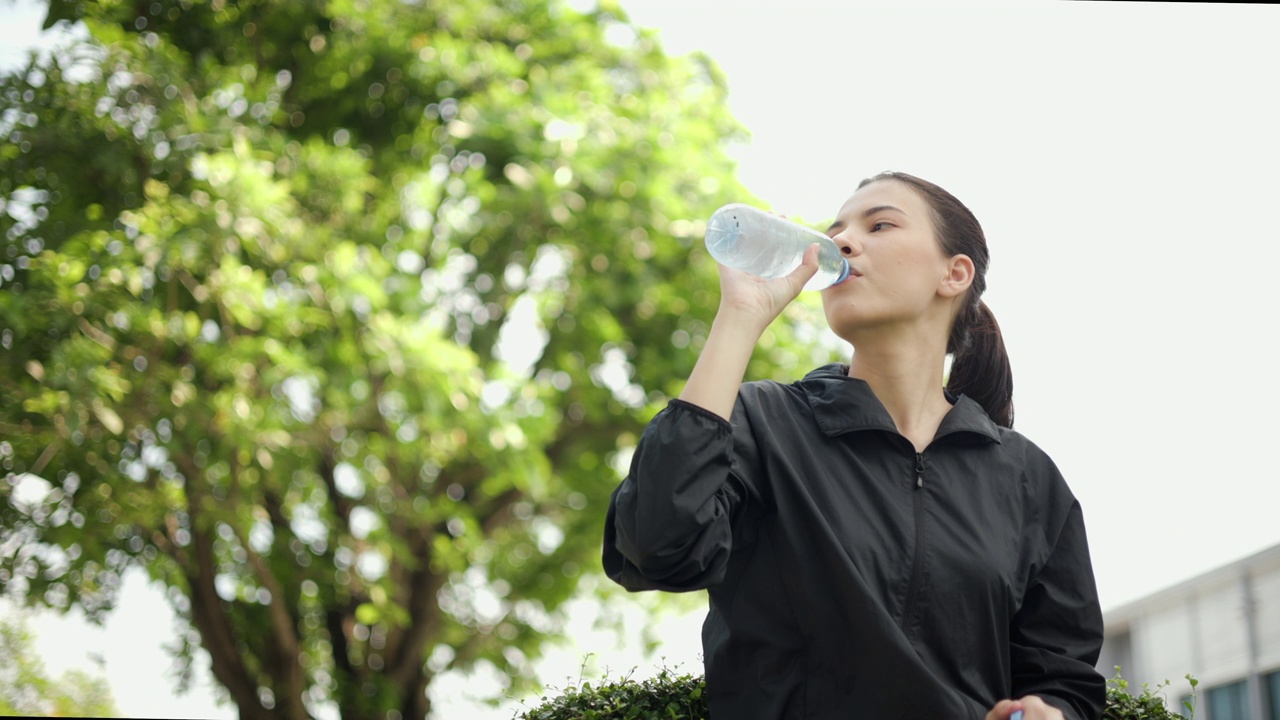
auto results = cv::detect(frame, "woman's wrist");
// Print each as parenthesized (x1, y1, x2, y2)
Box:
(677, 309, 766, 421)
(712, 301, 775, 339)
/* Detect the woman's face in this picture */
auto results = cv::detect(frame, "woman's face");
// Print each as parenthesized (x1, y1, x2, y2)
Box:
(820, 180, 966, 340)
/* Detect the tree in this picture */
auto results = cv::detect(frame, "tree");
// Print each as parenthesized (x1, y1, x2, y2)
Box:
(0, 612, 118, 717)
(0, 1, 833, 718)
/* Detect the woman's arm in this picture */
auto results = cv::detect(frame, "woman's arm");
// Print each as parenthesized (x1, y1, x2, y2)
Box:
(602, 242, 821, 590)
(1007, 498, 1107, 720)
(678, 242, 821, 420)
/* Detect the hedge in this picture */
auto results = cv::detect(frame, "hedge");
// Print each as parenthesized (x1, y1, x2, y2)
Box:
(514, 667, 1197, 719)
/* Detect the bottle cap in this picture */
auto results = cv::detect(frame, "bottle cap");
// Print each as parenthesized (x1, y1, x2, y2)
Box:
(832, 257, 851, 286)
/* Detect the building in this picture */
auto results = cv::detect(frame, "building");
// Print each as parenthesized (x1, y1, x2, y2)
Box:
(1098, 543, 1280, 719)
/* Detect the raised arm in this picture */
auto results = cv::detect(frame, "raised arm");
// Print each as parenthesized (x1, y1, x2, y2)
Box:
(602, 243, 821, 591)
(679, 242, 822, 419)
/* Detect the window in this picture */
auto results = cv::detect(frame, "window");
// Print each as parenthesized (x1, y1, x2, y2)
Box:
(1207, 680, 1250, 720)
(1266, 670, 1280, 720)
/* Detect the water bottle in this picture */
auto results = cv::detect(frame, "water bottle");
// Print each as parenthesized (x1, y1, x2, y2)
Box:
(704, 203, 850, 291)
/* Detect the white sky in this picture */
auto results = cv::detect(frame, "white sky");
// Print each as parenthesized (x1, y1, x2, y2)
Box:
(3, 0, 1280, 718)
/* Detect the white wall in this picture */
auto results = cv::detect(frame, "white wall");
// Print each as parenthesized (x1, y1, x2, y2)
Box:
(1101, 546, 1280, 716)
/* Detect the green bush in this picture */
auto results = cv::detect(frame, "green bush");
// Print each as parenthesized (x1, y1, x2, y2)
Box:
(515, 669, 706, 720)
(1104, 670, 1199, 720)
(514, 666, 1197, 719)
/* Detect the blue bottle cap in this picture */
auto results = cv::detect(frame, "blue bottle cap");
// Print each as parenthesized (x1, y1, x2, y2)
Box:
(832, 257, 851, 286)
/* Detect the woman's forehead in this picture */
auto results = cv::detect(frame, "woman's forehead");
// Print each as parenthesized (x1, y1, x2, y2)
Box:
(838, 179, 924, 217)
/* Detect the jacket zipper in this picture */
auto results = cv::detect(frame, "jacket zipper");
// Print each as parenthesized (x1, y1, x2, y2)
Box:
(901, 452, 926, 637)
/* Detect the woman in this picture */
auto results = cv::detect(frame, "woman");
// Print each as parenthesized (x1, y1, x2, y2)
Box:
(602, 172, 1105, 720)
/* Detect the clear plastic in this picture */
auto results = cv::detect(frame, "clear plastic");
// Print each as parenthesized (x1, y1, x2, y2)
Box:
(704, 203, 850, 291)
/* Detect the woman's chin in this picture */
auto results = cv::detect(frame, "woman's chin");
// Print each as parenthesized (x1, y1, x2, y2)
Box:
(823, 318, 866, 345)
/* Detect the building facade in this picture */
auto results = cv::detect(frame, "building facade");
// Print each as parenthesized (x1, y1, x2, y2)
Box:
(1098, 543, 1280, 719)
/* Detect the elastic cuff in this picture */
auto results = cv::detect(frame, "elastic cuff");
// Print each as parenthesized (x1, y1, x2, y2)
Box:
(667, 398, 733, 431)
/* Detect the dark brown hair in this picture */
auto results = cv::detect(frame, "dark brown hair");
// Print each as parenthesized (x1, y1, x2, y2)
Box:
(856, 171, 1014, 428)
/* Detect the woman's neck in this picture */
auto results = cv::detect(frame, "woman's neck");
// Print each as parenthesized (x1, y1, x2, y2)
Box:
(846, 336, 952, 452)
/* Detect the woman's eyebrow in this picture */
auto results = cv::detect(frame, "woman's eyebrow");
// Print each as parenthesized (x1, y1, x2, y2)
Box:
(826, 205, 906, 234)
(861, 204, 905, 218)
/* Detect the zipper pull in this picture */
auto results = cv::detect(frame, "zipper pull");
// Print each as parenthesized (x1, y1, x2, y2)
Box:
(915, 453, 925, 489)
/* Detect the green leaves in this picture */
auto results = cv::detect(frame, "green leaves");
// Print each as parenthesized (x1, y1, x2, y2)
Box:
(517, 667, 1197, 720)
(516, 668, 709, 720)
(0, 612, 119, 718)
(1104, 668, 1197, 720)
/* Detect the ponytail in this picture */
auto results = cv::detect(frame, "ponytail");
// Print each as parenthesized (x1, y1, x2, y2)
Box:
(946, 300, 1014, 428)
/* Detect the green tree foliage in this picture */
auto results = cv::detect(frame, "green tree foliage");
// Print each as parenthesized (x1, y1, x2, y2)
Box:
(0, 612, 118, 717)
(0, 1, 833, 718)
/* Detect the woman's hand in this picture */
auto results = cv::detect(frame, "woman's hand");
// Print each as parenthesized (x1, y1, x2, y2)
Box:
(985, 695, 1064, 720)
(715, 241, 821, 334)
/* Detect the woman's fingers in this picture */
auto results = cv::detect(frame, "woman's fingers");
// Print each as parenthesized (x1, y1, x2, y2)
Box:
(985, 696, 1063, 720)
(984, 699, 1021, 720)
(1018, 696, 1063, 720)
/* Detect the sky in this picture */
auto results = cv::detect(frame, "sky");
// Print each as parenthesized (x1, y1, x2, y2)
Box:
(3, 0, 1280, 718)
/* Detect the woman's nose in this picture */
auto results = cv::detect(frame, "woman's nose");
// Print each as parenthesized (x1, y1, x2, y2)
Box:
(832, 232, 862, 257)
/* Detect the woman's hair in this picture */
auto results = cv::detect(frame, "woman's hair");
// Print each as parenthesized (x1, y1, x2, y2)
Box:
(856, 171, 1015, 428)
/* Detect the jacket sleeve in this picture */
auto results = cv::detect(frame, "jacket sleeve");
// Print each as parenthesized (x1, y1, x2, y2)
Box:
(602, 398, 760, 592)
(1010, 497, 1106, 720)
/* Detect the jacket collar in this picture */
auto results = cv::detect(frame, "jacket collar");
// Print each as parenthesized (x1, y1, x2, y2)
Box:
(797, 363, 1002, 445)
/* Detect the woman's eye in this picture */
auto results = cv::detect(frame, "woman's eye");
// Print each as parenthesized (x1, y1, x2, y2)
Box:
(870, 221, 892, 232)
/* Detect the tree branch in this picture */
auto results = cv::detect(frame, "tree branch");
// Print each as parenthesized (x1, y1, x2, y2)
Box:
(325, 606, 358, 720)
(171, 452, 271, 720)
(76, 316, 117, 351)
(402, 667, 433, 720)
(386, 558, 447, 688)
(228, 523, 307, 720)
(152, 512, 189, 569)
(182, 491, 264, 719)
(478, 487, 524, 537)
(319, 450, 353, 531)
(30, 440, 60, 476)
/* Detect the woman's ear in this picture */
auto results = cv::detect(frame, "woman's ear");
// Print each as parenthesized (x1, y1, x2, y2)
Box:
(939, 254, 975, 298)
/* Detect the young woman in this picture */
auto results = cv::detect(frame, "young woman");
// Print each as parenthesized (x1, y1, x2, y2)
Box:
(603, 172, 1105, 720)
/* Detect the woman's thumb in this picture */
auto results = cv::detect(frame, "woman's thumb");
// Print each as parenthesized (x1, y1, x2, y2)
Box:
(791, 243, 821, 284)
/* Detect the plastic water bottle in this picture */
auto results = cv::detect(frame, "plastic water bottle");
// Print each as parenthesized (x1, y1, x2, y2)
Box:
(704, 203, 850, 291)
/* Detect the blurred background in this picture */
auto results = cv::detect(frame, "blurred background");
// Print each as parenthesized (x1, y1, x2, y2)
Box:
(2, 0, 1279, 718)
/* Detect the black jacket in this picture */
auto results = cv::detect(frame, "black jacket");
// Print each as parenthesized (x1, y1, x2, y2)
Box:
(603, 363, 1105, 720)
